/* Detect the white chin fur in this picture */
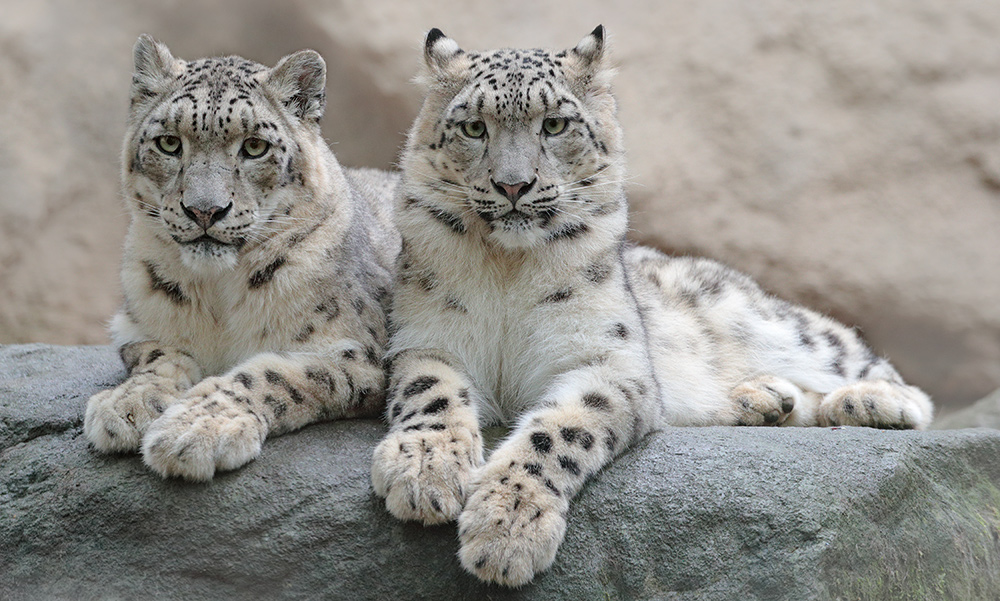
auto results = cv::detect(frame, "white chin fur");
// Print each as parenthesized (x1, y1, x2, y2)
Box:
(488, 226, 547, 250)
(179, 244, 239, 272)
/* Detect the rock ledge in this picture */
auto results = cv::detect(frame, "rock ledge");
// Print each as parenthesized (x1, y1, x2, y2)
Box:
(2, 344, 999, 600)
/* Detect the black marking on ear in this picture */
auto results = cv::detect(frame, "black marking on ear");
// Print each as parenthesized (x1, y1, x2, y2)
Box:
(249, 256, 287, 289)
(144, 261, 189, 305)
(426, 28, 446, 51)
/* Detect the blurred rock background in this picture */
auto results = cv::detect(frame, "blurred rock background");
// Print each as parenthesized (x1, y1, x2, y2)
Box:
(0, 0, 997, 415)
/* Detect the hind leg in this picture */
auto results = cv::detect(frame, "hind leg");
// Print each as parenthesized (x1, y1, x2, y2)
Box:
(819, 380, 932, 429)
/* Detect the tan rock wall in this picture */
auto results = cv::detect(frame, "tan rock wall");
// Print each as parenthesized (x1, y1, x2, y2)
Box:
(1, 0, 997, 411)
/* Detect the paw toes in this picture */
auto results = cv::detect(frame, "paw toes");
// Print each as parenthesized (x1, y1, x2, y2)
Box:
(730, 378, 799, 426)
(457, 469, 567, 587)
(372, 429, 481, 525)
(142, 424, 217, 481)
(85, 410, 141, 453)
(84, 389, 146, 453)
(141, 396, 263, 481)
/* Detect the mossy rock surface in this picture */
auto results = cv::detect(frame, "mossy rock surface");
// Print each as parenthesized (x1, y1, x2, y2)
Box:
(2, 344, 999, 600)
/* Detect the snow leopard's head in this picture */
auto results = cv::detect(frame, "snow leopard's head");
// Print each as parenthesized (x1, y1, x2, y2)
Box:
(403, 26, 626, 250)
(122, 35, 327, 271)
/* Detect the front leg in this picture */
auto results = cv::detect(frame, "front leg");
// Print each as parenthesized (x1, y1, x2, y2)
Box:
(84, 341, 202, 453)
(142, 340, 384, 481)
(458, 365, 657, 587)
(371, 349, 484, 525)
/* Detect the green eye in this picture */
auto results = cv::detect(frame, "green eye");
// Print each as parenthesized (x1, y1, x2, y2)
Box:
(542, 117, 567, 136)
(242, 137, 270, 158)
(155, 135, 182, 155)
(461, 120, 487, 139)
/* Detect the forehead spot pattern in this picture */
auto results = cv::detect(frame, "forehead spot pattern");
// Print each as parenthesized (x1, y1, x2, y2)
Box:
(158, 57, 272, 141)
(461, 49, 569, 121)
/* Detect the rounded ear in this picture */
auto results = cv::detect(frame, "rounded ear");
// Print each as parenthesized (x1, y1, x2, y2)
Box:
(424, 28, 463, 75)
(565, 25, 615, 97)
(572, 25, 606, 67)
(266, 49, 327, 123)
(130, 34, 183, 107)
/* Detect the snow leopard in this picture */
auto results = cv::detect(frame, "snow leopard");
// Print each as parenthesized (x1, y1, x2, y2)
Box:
(369, 27, 933, 587)
(83, 35, 400, 481)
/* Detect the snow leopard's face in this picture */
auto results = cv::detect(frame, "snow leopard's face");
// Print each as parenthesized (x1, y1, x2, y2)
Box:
(404, 28, 626, 250)
(123, 36, 326, 272)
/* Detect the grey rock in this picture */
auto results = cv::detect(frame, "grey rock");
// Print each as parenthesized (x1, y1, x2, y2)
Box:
(2, 344, 999, 600)
(933, 388, 1000, 430)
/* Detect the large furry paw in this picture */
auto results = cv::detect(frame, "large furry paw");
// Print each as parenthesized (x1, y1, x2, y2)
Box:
(84, 374, 180, 453)
(728, 375, 802, 426)
(819, 380, 932, 429)
(141, 379, 266, 481)
(458, 461, 569, 587)
(371, 426, 482, 525)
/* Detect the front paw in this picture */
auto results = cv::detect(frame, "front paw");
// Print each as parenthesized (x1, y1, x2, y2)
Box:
(371, 426, 482, 525)
(142, 382, 266, 481)
(84, 375, 179, 453)
(458, 462, 569, 587)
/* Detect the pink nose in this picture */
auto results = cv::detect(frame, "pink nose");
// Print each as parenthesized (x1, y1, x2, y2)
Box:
(181, 202, 232, 230)
(492, 179, 535, 202)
